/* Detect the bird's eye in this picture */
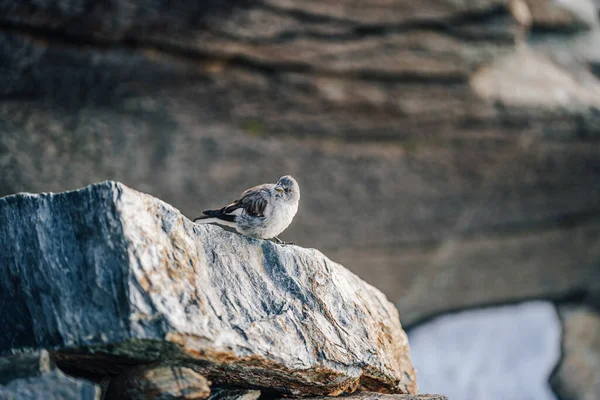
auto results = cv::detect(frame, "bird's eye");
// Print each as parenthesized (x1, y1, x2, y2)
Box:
(284, 188, 290, 193)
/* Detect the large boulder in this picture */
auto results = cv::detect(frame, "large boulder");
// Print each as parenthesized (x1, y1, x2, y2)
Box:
(0, 181, 416, 396)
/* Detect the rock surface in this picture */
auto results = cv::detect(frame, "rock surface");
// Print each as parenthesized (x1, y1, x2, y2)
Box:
(0, 0, 599, 327)
(0, 351, 52, 386)
(208, 389, 261, 400)
(550, 305, 600, 400)
(105, 365, 211, 400)
(0, 351, 100, 400)
(302, 394, 447, 400)
(0, 181, 416, 396)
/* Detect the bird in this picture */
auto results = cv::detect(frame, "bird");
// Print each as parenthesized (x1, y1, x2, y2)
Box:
(193, 175, 300, 244)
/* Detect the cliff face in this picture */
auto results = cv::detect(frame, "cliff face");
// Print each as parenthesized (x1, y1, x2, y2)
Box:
(0, 181, 417, 398)
(0, 1, 599, 398)
(0, 0, 599, 327)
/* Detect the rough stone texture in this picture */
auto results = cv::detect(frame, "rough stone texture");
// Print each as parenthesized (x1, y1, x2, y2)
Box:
(524, 0, 594, 30)
(213, 392, 447, 400)
(301, 393, 447, 400)
(471, 45, 600, 107)
(0, 0, 599, 330)
(0, 371, 101, 400)
(0, 351, 100, 400)
(209, 389, 260, 400)
(550, 305, 600, 400)
(0, 351, 52, 385)
(105, 365, 211, 400)
(0, 181, 416, 396)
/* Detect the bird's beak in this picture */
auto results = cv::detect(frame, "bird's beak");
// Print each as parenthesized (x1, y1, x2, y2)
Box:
(275, 186, 284, 194)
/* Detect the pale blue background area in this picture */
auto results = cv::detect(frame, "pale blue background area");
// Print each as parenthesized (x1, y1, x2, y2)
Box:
(408, 301, 561, 400)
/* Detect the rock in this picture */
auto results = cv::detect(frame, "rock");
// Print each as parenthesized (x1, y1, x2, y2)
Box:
(301, 393, 447, 400)
(0, 370, 101, 400)
(212, 392, 447, 400)
(0, 351, 52, 385)
(208, 389, 260, 400)
(0, 351, 100, 400)
(524, 0, 594, 31)
(471, 46, 600, 108)
(104, 366, 210, 400)
(550, 305, 600, 400)
(0, 0, 599, 329)
(0, 181, 416, 396)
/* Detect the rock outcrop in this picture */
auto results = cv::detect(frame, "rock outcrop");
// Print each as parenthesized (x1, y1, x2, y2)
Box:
(550, 305, 600, 400)
(0, 181, 417, 397)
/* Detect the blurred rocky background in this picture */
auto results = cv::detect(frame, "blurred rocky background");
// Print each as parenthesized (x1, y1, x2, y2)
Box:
(0, 0, 599, 399)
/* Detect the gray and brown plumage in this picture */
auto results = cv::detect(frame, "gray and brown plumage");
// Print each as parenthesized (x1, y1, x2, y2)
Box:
(193, 176, 300, 243)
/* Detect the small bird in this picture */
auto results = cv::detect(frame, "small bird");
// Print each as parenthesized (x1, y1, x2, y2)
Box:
(193, 175, 300, 244)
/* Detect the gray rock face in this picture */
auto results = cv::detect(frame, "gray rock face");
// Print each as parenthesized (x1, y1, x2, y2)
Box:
(0, 181, 416, 396)
(0, 351, 100, 400)
(0, 370, 100, 400)
(0, 351, 52, 385)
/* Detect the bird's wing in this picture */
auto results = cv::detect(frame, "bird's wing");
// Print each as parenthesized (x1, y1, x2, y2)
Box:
(221, 184, 271, 217)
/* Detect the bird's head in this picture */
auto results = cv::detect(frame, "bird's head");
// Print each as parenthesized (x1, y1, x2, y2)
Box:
(274, 175, 300, 202)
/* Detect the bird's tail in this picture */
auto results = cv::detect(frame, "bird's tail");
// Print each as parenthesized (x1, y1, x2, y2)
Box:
(193, 209, 217, 222)
(193, 210, 236, 228)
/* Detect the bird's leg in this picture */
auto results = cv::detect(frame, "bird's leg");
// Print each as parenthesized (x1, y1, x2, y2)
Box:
(272, 237, 296, 245)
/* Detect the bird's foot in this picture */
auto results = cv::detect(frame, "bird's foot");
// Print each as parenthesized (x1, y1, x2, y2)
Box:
(272, 237, 296, 245)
